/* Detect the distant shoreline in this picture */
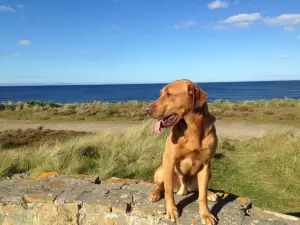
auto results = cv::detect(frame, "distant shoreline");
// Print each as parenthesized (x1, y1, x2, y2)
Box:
(0, 97, 300, 104)
(0, 99, 300, 127)
(1, 79, 300, 87)
(1, 81, 299, 103)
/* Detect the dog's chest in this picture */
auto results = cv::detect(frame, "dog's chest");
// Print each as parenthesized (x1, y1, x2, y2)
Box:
(173, 134, 202, 156)
(171, 133, 210, 176)
(174, 141, 210, 176)
(175, 151, 204, 176)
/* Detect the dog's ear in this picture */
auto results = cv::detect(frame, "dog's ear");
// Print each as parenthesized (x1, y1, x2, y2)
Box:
(188, 84, 208, 108)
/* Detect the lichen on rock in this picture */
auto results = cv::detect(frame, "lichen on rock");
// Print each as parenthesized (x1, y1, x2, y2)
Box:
(0, 173, 299, 225)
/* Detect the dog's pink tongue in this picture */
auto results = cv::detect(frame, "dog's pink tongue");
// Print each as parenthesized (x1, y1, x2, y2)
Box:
(154, 120, 162, 134)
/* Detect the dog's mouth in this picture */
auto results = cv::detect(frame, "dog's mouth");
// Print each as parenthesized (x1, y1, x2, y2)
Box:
(154, 114, 178, 134)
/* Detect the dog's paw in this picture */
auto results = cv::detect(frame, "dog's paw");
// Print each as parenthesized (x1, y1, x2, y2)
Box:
(176, 186, 188, 196)
(166, 205, 179, 222)
(200, 211, 217, 225)
(207, 191, 218, 202)
(148, 191, 162, 202)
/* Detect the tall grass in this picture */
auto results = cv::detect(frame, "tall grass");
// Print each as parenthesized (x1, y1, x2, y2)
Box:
(0, 121, 165, 180)
(0, 101, 149, 121)
(211, 130, 300, 213)
(0, 121, 299, 212)
(1, 99, 300, 124)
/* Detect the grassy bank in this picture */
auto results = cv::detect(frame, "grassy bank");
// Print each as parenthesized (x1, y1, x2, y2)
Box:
(0, 128, 88, 149)
(0, 99, 300, 126)
(0, 121, 299, 213)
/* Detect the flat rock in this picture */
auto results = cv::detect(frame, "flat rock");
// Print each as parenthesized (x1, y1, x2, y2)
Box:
(0, 174, 299, 225)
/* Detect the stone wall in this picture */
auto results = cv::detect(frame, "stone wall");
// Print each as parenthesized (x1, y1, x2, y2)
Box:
(0, 172, 299, 225)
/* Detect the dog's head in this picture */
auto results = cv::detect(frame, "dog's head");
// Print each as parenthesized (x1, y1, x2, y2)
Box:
(146, 79, 208, 134)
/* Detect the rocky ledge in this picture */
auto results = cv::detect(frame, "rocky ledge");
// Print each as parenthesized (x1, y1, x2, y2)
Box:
(0, 172, 299, 225)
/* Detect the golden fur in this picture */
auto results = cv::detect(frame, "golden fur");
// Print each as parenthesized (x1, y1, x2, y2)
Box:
(146, 79, 218, 225)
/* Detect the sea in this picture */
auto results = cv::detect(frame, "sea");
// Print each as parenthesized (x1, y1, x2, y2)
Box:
(0, 80, 299, 103)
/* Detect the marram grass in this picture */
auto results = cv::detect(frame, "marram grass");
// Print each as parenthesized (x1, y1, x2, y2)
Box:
(0, 121, 299, 213)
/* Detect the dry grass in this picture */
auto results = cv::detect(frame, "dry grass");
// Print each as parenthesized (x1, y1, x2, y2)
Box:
(0, 121, 299, 213)
(0, 101, 148, 121)
(0, 121, 165, 181)
(211, 130, 300, 213)
(0, 99, 300, 126)
(209, 98, 300, 126)
(0, 128, 88, 149)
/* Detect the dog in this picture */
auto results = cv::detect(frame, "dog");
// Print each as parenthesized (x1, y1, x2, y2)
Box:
(146, 79, 218, 225)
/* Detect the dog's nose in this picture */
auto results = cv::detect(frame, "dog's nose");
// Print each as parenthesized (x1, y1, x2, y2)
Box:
(146, 104, 156, 115)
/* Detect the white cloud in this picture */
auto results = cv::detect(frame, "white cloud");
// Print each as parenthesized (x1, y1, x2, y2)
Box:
(17, 40, 31, 46)
(12, 53, 21, 57)
(173, 20, 197, 30)
(222, 13, 261, 24)
(264, 14, 300, 25)
(213, 24, 231, 30)
(284, 27, 295, 32)
(218, 13, 261, 28)
(279, 54, 290, 58)
(235, 22, 250, 28)
(0, 5, 15, 12)
(207, 0, 229, 10)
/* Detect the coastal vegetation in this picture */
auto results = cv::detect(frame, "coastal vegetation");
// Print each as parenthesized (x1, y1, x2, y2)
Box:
(0, 98, 300, 126)
(0, 121, 299, 213)
(0, 99, 300, 213)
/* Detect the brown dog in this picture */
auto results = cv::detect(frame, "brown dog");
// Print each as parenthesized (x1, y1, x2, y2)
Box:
(146, 79, 218, 225)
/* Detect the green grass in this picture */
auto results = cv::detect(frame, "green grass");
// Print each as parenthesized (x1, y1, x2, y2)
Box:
(0, 101, 148, 122)
(0, 128, 88, 148)
(1, 99, 300, 126)
(211, 130, 300, 213)
(209, 98, 300, 126)
(0, 121, 299, 213)
(0, 121, 166, 180)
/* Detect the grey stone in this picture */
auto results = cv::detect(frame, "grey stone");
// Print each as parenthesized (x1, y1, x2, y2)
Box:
(0, 175, 299, 225)
(256, 220, 289, 225)
(216, 202, 247, 225)
(0, 187, 24, 205)
(11, 173, 28, 180)
(122, 183, 155, 193)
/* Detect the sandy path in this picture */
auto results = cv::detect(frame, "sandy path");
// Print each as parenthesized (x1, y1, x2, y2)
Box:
(0, 119, 298, 139)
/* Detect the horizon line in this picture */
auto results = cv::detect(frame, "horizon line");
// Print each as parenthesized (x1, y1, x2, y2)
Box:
(0, 79, 300, 87)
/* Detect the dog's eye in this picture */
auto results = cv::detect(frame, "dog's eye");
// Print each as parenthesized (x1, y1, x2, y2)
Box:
(166, 92, 172, 97)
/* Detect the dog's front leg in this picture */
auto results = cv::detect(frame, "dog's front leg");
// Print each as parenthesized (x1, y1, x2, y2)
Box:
(163, 154, 179, 222)
(197, 163, 217, 225)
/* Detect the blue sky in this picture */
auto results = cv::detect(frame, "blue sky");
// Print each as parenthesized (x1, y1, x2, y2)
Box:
(0, 0, 300, 85)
